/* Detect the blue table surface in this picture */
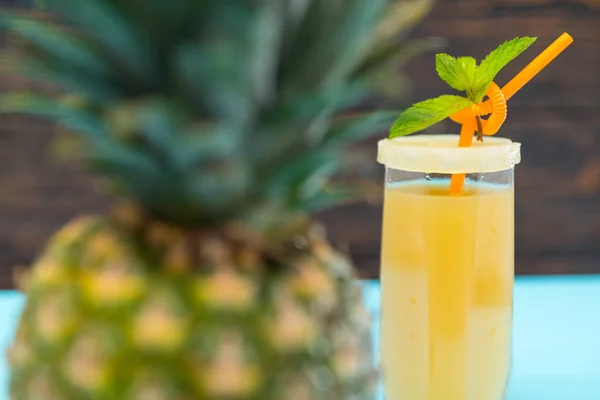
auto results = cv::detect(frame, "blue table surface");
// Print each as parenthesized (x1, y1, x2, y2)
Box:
(1, 276, 599, 399)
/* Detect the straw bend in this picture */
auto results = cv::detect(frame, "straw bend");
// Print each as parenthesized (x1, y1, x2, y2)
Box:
(450, 82, 507, 137)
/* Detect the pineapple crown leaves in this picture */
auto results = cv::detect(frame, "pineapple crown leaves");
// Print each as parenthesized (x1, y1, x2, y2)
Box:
(390, 36, 536, 138)
(0, 0, 432, 228)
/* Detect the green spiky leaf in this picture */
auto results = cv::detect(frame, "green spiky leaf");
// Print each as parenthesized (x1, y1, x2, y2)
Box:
(0, 13, 109, 77)
(0, 92, 106, 140)
(20, 59, 120, 103)
(49, 0, 159, 83)
(324, 111, 399, 145)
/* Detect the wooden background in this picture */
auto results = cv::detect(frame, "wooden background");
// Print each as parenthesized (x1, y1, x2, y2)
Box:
(1, 0, 600, 287)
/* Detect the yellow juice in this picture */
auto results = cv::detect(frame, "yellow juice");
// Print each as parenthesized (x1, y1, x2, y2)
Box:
(380, 180, 513, 400)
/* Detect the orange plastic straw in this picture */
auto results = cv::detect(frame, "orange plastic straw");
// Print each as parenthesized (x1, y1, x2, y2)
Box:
(449, 33, 574, 194)
(449, 119, 475, 194)
(502, 33, 573, 101)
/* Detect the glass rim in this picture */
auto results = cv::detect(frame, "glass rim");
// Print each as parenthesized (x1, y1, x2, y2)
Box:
(377, 134, 521, 173)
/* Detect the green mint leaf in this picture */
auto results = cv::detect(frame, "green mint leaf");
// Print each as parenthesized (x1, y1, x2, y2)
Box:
(457, 56, 478, 96)
(435, 54, 478, 93)
(389, 95, 473, 138)
(435, 54, 463, 90)
(472, 36, 537, 102)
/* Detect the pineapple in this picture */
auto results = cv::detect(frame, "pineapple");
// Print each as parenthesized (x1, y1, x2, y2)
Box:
(1, 0, 433, 398)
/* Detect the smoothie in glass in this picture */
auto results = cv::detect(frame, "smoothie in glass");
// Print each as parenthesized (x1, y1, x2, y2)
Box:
(378, 135, 520, 400)
(377, 32, 572, 400)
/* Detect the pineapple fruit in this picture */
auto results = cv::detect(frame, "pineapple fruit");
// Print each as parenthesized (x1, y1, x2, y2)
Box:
(1, 0, 433, 398)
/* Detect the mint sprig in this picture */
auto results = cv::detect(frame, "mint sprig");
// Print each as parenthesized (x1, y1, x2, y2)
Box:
(390, 36, 536, 139)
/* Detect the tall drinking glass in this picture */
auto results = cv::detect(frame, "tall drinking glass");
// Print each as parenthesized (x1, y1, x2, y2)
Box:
(377, 134, 521, 400)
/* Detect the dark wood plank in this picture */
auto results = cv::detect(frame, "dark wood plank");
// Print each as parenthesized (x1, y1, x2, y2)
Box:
(508, 107, 600, 255)
(432, 0, 600, 19)
(0, 114, 109, 274)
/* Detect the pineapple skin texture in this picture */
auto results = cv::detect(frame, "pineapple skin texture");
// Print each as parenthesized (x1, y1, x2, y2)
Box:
(8, 216, 377, 400)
